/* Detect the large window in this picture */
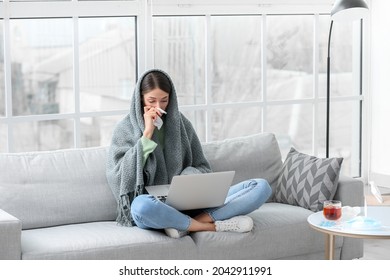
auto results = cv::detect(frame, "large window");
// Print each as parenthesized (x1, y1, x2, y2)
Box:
(0, 19, 5, 153)
(0, 0, 365, 178)
(152, 6, 363, 177)
(0, 1, 138, 152)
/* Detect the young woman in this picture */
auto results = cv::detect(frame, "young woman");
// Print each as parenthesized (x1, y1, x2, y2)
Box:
(106, 69, 272, 238)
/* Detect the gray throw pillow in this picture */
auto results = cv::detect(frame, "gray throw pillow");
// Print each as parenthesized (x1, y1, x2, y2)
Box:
(202, 133, 283, 202)
(274, 147, 343, 212)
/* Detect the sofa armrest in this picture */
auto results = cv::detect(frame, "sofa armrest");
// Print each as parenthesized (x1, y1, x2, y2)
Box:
(333, 176, 365, 207)
(0, 209, 22, 260)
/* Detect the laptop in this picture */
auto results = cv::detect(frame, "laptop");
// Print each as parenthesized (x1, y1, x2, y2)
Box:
(145, 171, 235, 211)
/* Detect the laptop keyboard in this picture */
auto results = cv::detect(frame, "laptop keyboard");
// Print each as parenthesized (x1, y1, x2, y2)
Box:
(157, 195, 167, 202)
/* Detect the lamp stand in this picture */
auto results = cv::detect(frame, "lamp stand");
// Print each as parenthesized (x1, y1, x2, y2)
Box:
(326, 20, 334, 158)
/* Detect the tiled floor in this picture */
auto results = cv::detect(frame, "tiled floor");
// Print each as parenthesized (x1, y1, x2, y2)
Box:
(361, 239, 390, 260)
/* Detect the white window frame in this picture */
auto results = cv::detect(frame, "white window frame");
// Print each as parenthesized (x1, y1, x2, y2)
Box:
(0, 0, 143, 151)
(151, 0, 366, 177)
(0, 0, 368, 180)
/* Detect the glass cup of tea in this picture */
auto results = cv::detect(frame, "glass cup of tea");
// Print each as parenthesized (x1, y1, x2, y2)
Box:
(323, 200, 342, 220)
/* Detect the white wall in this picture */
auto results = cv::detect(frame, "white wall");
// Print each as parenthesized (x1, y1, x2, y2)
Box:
(370, 0, 390, 187)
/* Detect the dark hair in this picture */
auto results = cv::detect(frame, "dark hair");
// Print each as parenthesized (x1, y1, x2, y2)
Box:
(141, 71, 172, 95)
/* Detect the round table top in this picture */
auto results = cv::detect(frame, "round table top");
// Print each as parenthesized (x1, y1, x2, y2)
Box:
(307, 206, 390, 239)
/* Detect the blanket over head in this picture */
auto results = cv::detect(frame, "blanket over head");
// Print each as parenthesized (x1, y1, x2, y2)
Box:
(106, 69, 211, 226)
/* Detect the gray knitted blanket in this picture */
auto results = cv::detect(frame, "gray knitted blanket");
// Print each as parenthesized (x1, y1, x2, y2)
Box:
(106, 69, 211, 226)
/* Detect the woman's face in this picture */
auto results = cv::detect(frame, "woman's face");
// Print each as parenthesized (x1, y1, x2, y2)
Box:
(142, 88, 170, 111)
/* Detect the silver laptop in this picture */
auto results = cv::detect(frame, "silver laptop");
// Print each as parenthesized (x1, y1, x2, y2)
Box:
(145, 171, 235, 211)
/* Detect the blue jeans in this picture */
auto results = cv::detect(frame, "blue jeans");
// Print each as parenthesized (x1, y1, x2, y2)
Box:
(131, 178, 272, 231)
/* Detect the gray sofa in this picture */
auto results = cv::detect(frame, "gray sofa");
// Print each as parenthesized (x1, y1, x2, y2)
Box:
(0, 132, 364, 260)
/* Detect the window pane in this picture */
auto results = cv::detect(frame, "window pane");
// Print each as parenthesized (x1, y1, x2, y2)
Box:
(267, 15, 313, 101)
(79, 17, 136, 112)
(211, 16, 262, 103)
(10, 18, 74, 116)
(319, 15, 354, 98)
(12, 120, 73, 152)
(319, 100, 360, 177)
(181, 110, 206, 143)
(211, 106, 261, 141)
(0, 20, 4, 117)
(0, 123, 6, 153)
(154, 16, 205, 106)
(80, 115, 124, 148)
(266, 104, 313, 160)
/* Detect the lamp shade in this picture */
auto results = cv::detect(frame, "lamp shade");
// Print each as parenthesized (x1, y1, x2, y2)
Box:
(331, 0, 369, 21)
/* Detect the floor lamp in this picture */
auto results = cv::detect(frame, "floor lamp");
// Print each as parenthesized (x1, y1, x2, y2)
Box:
(326, 0, 369, 158)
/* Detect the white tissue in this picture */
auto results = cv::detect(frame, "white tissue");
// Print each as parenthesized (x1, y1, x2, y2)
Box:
(153, 108, 167, 130)
(153, 116, 164, 130)
(156, 108, 167, 114)
(342, 206, 360, 221)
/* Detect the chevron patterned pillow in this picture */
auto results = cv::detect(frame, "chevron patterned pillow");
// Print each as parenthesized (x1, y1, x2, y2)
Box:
(274, 147, 343, 212)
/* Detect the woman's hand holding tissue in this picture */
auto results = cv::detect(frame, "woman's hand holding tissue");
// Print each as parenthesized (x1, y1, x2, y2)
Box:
(143, 106, 166, 139)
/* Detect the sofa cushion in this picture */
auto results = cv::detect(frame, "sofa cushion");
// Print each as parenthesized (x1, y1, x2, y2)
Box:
(0, 147, 117, 230)
(274, 147, 343, 212)
(202, 133, 283, 200)
(21, 222, 197, 260)
(191, 203, 343, 259)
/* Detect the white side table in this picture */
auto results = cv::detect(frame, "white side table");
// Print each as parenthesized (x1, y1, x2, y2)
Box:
(307, 206, 390, 260)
